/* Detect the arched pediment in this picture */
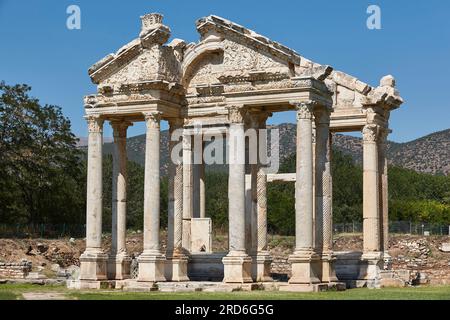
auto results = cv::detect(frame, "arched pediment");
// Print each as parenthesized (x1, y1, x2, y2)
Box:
(84, 13, 403, 123)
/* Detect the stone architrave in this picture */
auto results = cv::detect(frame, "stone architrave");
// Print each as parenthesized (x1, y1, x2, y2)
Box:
(80, 115, 108, 281)
(108, 120, 132, 280)
(288, 102, 321, 285)
(222, 106, 252, 283)
(138, 112, 166, 282)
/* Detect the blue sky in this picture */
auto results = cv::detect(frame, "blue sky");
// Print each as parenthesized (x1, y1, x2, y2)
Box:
(0, 0, 449, 142)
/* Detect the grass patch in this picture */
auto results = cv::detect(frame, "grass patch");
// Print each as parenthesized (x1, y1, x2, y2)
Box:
(68, 286, 450, 301)
(0, 291, 18, 300)
(1, 283, 450, 300)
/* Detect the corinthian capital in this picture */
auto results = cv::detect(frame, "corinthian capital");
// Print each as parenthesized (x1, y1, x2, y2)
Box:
(292, 101, 316, 120)
(362, 124, 380, 143)
(227, 105, 247, 124)
(111, 120, 133, 138)
(86, 115, 104, 133)
(143, 111, 162, 129)
(314, 107, 331, 125)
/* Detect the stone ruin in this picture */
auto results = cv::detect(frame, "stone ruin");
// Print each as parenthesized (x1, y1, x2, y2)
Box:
(74, 13, 403, 292)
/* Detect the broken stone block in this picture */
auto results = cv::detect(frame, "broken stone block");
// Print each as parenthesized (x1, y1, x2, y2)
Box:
(51, 264, 60, 273)
(440, 243, 450, 252)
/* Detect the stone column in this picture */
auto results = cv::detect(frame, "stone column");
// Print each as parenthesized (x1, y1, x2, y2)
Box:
(193, 139, 206, 218)
(199, 157, 206, 219)
(182, 133, 193, 251)
(250, 114, 272, 282)
(138, 112, 165, 282)
(314, 109, 337, 283)
(80, 115, 108, 281)
(223, 106, 252, 283)
(379, 127, 391, 268)
(361, 123, 383, 287)
(108, 120, 132, 280)
(166, 119, 189, 281)
(288, 102, 320, 285)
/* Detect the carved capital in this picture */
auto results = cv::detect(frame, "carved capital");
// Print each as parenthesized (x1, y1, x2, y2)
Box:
(227, 105, 247, 124)
(314, 107, 331, 125)
(86, 115, 104, 133)
(168, 118, 184, 131)
(143, 111, 162, 129)
(292, 101, 316, 120)
(362, 124, 380, 143)
(111, 120, 133, 138)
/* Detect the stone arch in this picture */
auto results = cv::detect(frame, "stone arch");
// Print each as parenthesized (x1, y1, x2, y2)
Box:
(181, 42, 224, 89)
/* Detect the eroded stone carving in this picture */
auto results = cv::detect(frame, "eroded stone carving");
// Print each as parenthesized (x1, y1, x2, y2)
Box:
(362, 124, 379, 142)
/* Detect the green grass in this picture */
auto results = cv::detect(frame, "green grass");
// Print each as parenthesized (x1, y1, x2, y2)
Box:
(1, 284, 450, 300)
(0, 291, 18, 300)
(68, 286, 450, 300)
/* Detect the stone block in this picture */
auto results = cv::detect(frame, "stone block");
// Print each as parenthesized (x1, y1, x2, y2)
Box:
(137, 253, 166, 282)
(222, 254, 252, 283)
(440, 243, 450, 252)
(190, 218, 212, 253)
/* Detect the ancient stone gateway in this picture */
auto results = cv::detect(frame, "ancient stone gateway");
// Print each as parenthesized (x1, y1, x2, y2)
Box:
(76, 13, 403, 292)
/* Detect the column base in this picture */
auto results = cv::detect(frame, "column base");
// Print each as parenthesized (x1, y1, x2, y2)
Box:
(165, 254, 189, 282)
(137, 252, 166, 283)
(319, 252, 338, 283)
(107, 253, 131, 280)
(359, 252, 383, 288)
(288, 250, 321, 284)
(222, 252, 253, 283)
(251, 252, 273, 282)
(79, 250, 108, 281)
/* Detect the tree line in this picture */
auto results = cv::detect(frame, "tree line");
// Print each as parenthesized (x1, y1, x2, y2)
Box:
(1, 82, 449, 235)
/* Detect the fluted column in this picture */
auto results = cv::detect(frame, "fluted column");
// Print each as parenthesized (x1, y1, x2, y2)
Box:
(80, 115, 108, 281)
(379, 127, 391, 267)
(108, 120, 132, 280)
(361, 123, 383, 287)
(166, 118, 189, 281)
(314, 109, 337, 283)
(288, 101, 320, 285)
(138, 111, 165, 282)
(223, 105, 252, 283)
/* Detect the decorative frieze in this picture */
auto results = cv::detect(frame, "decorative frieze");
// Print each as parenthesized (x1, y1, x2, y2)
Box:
(218, 71, 290, 84)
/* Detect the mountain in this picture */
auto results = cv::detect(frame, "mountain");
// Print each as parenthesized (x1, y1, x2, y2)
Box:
(78, 124, 450, 176)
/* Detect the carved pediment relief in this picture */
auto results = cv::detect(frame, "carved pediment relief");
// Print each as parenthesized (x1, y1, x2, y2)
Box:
(89, 14, 182, 92)
(86, 13, 403, 113)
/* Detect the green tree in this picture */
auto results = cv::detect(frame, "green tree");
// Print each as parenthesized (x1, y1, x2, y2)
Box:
(0, 81, 83, 224)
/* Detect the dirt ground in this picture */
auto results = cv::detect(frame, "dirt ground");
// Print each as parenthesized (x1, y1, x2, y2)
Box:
(1, 233, 449, 283)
